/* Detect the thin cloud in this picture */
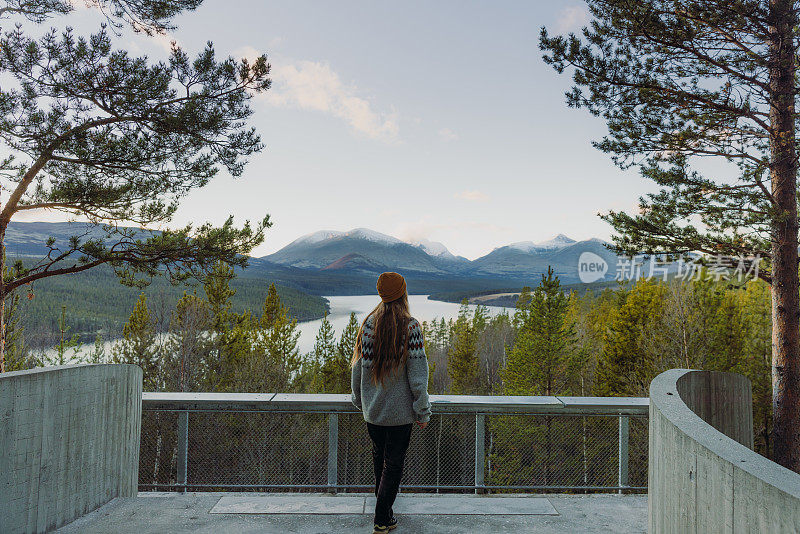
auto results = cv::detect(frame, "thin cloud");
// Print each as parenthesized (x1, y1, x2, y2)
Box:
(555, 6, 590, 33)
(438, 128, 458, 142)
(455, 190, 490, 202)
(236, 48, 399, 142)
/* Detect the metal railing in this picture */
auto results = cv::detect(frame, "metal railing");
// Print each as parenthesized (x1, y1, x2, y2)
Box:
(138, 393, 649, 493)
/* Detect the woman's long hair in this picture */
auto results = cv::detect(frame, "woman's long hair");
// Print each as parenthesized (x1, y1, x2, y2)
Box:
(351, 293, 411, 385)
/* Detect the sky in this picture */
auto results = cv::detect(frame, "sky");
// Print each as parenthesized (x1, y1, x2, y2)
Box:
(17, 0, 659, 260)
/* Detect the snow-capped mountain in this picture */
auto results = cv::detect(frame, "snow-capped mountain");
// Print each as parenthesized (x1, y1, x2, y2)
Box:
(412, 238, 452, 258)
(535, 233, 577, 249)
(290, 228, 402, 247)
(263, 228, 614, 281)
(470, 238, 614, 278)
(266, 228, 447, 273)
(506, 234, 577, 253)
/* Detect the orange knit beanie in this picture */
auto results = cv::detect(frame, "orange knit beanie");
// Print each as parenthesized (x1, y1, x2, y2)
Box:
(376, 272, 407, 303)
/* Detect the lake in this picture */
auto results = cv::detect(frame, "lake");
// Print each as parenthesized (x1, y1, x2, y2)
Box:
(296, 295, 510, 354)
(37, 294, 510, 363)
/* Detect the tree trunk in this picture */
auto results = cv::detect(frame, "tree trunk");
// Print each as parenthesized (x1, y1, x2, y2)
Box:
(769, 0, 800, 472)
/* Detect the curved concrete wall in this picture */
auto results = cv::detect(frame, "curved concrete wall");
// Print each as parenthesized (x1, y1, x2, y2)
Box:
(649, 369, 800, 533)
(0, 364, 142, 533)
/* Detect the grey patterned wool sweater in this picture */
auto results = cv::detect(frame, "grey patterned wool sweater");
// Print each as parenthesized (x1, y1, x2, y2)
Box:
(351, 315, 432, 426)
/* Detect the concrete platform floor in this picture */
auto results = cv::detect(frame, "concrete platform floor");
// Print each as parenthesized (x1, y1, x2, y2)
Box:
(57, 492, 648, 534)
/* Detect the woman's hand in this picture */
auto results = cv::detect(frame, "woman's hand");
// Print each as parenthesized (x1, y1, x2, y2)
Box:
(416, 420, 428, 429)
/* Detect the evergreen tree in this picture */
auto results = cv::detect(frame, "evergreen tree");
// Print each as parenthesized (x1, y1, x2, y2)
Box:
(88, 334, 106, 364)
(436, 318, 448, 351)
(200, 263, 258, 392)
(261, 283, 281, 329)
(448, 299, 481, 394)
(472, 304, 489, 334)
(740, 280, 773, 456)
(263, 300, 302, 391)
(313, 314, 337, 363)
(317, 312, 358, 393)
(113, 293, 159, 390)
(46, 304, 79, 366)
(594, 279, 667, 396)
(503, 267, 580, 396)
(540, 0, 800, 470)
(165, 291, 211, 391)
(205, 262, 236, 331)
(0, 0, 272, 373)
(338, 313, 360, 364)
(303, 314, 337, 393)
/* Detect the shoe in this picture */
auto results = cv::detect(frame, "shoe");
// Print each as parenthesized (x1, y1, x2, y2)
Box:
(373, 516, 398, 533)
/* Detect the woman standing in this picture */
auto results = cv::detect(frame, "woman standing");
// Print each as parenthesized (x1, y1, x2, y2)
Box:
(351, 272, 432, 534)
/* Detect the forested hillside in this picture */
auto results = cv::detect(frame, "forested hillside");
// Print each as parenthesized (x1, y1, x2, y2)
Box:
(14, 264, 328, 350)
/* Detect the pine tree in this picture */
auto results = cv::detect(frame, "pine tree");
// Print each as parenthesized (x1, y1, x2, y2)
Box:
(0, 0, 272, 373)
(265, 302, 302, 391)
(304, 314, 337, 393)
(503, 267, 580, 396)
(740, 280, 773, 456)
(205, 262, 236, 331)
(113, 293, 159, 390)
(200, 263, 260, 392)
(88, 334, 106, 364)
(46, 304, 79, 366)
(540, 0, 800, 471)
(165, 291, 211, 392)
(313, 314, 337, 363)
(437, 318, 448, 348)
(261, 283, 281, 329)
(448, 299, 481, 394)
(472, 304, 489, 333)
(317, 312, 358, 393)
(594, 279, 667, 396)
(497, 269, 581, 487)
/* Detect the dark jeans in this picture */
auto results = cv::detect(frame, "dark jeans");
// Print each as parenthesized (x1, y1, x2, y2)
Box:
(366, 422, 413, 524)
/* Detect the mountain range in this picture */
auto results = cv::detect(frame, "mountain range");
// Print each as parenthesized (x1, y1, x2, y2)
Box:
(2, 222, 623, 295)
(261, 227, 620, 283)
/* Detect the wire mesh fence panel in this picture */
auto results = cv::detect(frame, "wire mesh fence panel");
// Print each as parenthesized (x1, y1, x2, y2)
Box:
(628, 416, 648, 489)
(485, 414, 625, 490)
(186, 412, 328, 488)
(337, 413, 476, 490)
(403, 413, 475, 489)
(138, 410, 178, 490)
(139, 407, 648, 492)
(337, 413, 373, 489)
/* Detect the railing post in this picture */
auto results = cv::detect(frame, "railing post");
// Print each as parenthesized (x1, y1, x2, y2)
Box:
(177, 409, 189, 493)
(475, 414, 485, 494)
(618, 414, 629, 494)
(327, 413, 338, 494)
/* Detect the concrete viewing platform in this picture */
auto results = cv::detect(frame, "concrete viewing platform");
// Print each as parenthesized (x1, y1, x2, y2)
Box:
(56, 492, 647, 534)
(11, 365, 799, 533)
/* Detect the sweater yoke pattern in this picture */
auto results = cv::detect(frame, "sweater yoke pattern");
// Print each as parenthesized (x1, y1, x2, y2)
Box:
(360, 316, 426, 361)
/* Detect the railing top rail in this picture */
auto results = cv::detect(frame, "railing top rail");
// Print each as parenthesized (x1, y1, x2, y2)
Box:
(141, 392, 649, 415)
